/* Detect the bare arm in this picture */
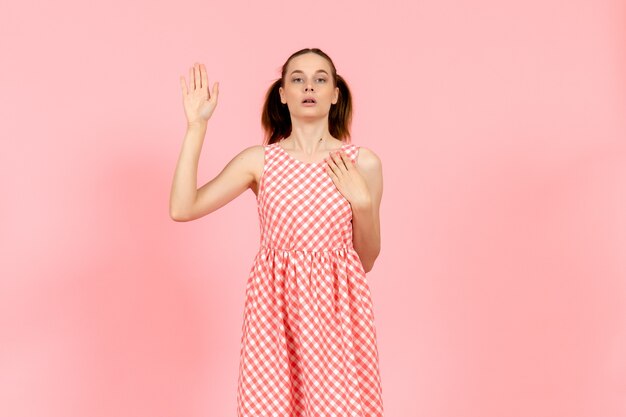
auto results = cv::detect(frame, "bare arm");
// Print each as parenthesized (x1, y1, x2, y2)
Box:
(169, 137, 263, 221)
(169, 62, 263, 222)
(350, 148, 382, 273)
(325, 147, 383, 273)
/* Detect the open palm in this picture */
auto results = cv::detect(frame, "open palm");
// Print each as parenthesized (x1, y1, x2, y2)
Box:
(180, 62, 219, 124)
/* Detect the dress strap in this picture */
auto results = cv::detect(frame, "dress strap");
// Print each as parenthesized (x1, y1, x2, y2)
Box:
(261, 143, 283, 170)
(344, 143, 360, 165)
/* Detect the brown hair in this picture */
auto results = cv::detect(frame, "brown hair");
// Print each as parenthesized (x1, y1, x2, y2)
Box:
(261, 48, 353, 145)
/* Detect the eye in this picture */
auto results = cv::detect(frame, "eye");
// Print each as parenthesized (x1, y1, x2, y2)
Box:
(292, 77, 302, 82)
(316, 78, 327, 83)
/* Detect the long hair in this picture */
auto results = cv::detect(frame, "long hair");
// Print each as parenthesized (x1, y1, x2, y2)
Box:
(261, 48, 353, 145)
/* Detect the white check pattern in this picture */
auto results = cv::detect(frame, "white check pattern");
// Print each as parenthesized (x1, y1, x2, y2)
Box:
(237, 142, 384, 417)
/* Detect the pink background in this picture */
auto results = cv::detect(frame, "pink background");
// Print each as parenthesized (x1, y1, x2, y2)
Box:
(2, 0, 625, 416)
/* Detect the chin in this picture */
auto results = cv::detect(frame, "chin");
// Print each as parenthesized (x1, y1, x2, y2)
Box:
(293, 112, 329, 120)
(293, 107, 330, 115)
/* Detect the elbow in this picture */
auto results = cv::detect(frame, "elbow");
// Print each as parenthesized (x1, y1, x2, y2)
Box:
(170, 196, 200, 221)
(363, 259, 375, 273)
(170, 212, 185, 222)
(363, 250, 380, 274)
(170, 207, 190, 222)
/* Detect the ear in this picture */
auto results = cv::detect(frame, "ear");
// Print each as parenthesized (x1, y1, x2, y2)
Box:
(279, 86, 285, 104)
(332, 86, 339, 104)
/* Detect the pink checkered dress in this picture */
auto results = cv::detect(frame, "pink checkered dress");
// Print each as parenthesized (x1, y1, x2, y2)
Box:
(236, 141, 384, 417)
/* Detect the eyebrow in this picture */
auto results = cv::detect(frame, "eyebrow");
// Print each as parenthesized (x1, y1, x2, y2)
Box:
(289, 69, 329, 76)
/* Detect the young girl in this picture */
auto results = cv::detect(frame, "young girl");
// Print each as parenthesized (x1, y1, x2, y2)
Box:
(171, 48, 384, 417)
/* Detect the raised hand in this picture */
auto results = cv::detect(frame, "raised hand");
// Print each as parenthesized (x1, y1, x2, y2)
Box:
(180, 62, 219, 125)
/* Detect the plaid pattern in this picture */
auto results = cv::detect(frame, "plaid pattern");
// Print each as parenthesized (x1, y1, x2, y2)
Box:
(237, 142, 384, 417)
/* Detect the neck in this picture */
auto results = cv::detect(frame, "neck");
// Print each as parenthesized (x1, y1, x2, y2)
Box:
(286, 121, 332, 152)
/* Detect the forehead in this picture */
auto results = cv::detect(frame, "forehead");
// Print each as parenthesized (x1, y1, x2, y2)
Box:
(287, 53, 331, 74)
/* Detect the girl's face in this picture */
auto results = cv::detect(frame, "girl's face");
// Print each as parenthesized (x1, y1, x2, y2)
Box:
(279, 53, 339, 119)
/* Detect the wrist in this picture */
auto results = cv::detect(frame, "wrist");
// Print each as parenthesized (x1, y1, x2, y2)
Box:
(351, 198, 372, 213)
(187, 120, 208, 130)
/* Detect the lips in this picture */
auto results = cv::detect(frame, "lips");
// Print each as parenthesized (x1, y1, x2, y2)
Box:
(302, 97, 317, 103)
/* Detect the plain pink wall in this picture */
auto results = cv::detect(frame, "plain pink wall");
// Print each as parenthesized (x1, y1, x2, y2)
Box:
(1, 0, 625, 416)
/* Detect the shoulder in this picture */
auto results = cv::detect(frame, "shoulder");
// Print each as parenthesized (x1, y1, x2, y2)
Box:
(354, 146, 382, 173)
(222, 144, 265, 176)
(353, 146, 383, 202)
(237, 144, 265, 158)
(233, 145, 266, 184)
(230, 144, 266, 167)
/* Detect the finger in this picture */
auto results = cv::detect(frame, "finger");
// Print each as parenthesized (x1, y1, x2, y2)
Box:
(339, 151, 353, 170)
(325, 155, 338, 169)
(189, 67, 194, 90)
(201, 64, 208, 93)
(331, 152, 347, 172)
(212, 81, 219, 100)
(194, 63, 201, 89)
(327, 155, 343, 177)
(325, 163, 338, 180)
(324, 157, 336, 174)
(180, 76, 188, 95)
